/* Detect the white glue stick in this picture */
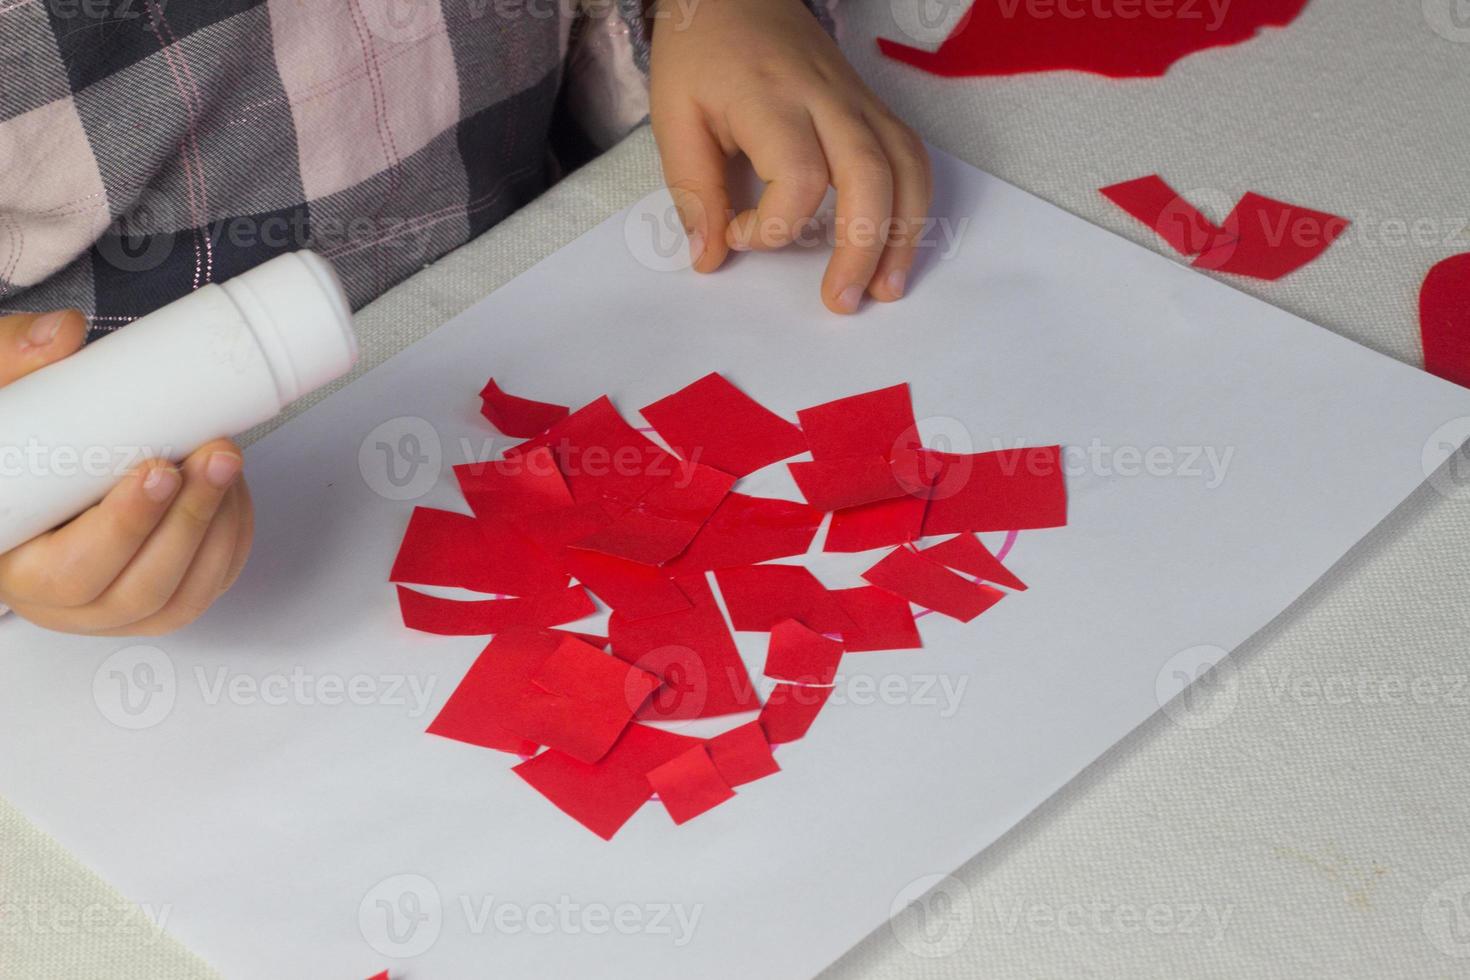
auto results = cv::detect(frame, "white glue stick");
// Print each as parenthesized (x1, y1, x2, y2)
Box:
(0, 251, 358, 556)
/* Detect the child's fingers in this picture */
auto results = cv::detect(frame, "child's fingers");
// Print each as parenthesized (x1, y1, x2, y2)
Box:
(0, 460, 182, 609)
(0, 310, 88, 386)
(725, 104, 830, 253)
(864, 114, 934, 303)
(652, 109, 733, 274)
(812, 107, 894, 315)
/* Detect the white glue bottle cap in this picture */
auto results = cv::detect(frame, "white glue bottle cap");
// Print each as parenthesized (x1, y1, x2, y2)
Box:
(0, 251, 359, 556)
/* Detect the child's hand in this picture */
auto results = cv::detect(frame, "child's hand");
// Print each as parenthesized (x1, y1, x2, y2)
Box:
(649, 0, 932, 314)
(0, 312, 254, 637)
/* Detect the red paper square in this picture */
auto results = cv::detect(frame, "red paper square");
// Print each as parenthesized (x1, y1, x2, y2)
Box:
(705, 721, 781, 787)
(647, 746, 736, 825)
(920, 533, 1027, 591)
(921, 446, 1067, 535)
(640, 372, 808, 477)
(797, 383, 921, 462)
(532, 634, 663, 713)
(713, 564, 856, 634)
(758, 683, 834, 745)
(862, 547, 1006, 623)
(831, 586, 922, 652)
(571, 462, 736, 566)
(389, 507, 567, 596)
(478, 378, 569, 438)
(764, 619, 844, 686)
(662, 493, 823, 573)
(788, 454, 907, 511)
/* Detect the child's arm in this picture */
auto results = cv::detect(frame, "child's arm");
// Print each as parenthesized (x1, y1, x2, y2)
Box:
(0, 311, 253, 636)
(649, 0, 931, 314)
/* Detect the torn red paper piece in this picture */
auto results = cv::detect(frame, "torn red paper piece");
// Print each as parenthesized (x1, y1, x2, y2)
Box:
(831, 586, 922, 652)
(428, 629, 565, 756)
(532, 634, 664, 713)
(662, 492, 823, 573)
(713, 564, 857, 635)
(797, 383, 921, 462)
(764, 619, 844, 686)
(759, 683, 834, 745)
(498, 687, 637, 765)
(640, 372, 808, 477)
(705, 721, 780, 787)
(389, 507, 568, 596)
(454, 445, 573, 521)
(647, 745, 736, 825)
(824, 492, 928, 553)
(479, 378, 569, 438)
(1100, 175, 1224, 256)
(862, 547, 1006, 623)
(877, 0, 1308, 78)
(514, 724, 705, 839)
(1420, 253, 1470, 388)
(366, 972, 389, 980)
(507, 396, 678, 507)
(397, 585, 595, 636)
(920, 534, 1028, 592)
(571, 462, 736, 566)
(609, 575, 761, 720)
(1192, 193, 1349, 281)
(558, 548, 692, 621)
(788, 454, 907, 512)
(921, 446, 1067, 535)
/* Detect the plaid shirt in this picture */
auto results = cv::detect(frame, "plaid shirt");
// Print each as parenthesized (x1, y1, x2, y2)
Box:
(0, 0, 836, 340)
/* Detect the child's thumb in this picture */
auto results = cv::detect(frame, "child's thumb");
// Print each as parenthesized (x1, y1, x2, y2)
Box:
(0, 310, 87, 387)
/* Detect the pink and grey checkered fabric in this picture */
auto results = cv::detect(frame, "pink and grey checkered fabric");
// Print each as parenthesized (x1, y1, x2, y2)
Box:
(0, 0, 836, 340)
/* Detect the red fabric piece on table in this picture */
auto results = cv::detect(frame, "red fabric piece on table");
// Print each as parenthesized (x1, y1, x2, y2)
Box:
(662, 492, 823, 573)
(647, 746, 736, 825)
(609, 575, 761, 720)
(758, 683, 834, 745)
(1100, 175, 1224, 256)
(713, 564, 856, 634)
(506, 395, 678, 508)
(389, 507, 567, 595)
(797, 383, 921, 462)
(532, 634, 664, 713)
(921, 446, 1067, 535)
(453, 445, 574, 521)
(877, 0, 1309, 78)
(558, 548, 693, 621)
(513, 723, 705, 840)
(397, 585, 595, 636)
(831, 586, 922, 652)
(478, 378, 569, 438)
(788, 454, 907, 512)
(572, 462, 736, 566)
(705, 721, 781, 787)
(427, 629, 564, 756)
(1420, 253, 1470, 388)
(764, 619, 844, 686)
(1192, 193, 1349, 281)
(824, 491, 928, 553)
(639, 372, 808, 477)
(862, 547, 1005, 623)
(920, 533, 1028, 592)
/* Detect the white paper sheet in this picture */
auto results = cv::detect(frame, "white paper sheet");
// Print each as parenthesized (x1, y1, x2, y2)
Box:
(3, 149, 1468, 980)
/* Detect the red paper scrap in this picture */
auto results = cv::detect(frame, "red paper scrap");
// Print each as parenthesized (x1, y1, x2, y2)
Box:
(831, 586, 922, 652)
(797, 383, 920, 462)
(609, 575, 761, 720)
(428, 629, 564, 755)
(662, 492, 823, 573)
(572, 462, 736, 566)
(705, 721, 781, 787)
(824, 492, 927, 553)
(1100, 175, 1223, 256)
(454, 445, 574, 521)
(922, 446, 1067, 535)
(397, 585, 595, 636)
(877, 0, 1309, 78)
(764, 619, 844, 686)
(863, 547, 1005, 623)
(1192, 192, 1349, 281)
(389, 507, 568, 596)
(558, 548, 693, 621)
(1420, 253, 1470, 388)
(507, 396, 679, 507)
(647, 745, 736, 825)
(640, 372, 808, 477)
(532, 634, 664, 713)
(713, 564, 856, 635)
(788, 454, 907, 512)
(366, 972, 389, 980)
(498, 687, 638, 765)
(758, 683, 834, 745)
(479, 378, 569, 438)
(514, 723, 706, 839)
(920, 533, 1028, 592)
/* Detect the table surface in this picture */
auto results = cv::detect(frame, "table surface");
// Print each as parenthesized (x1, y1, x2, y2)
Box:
(5, 1, 1470, 977)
